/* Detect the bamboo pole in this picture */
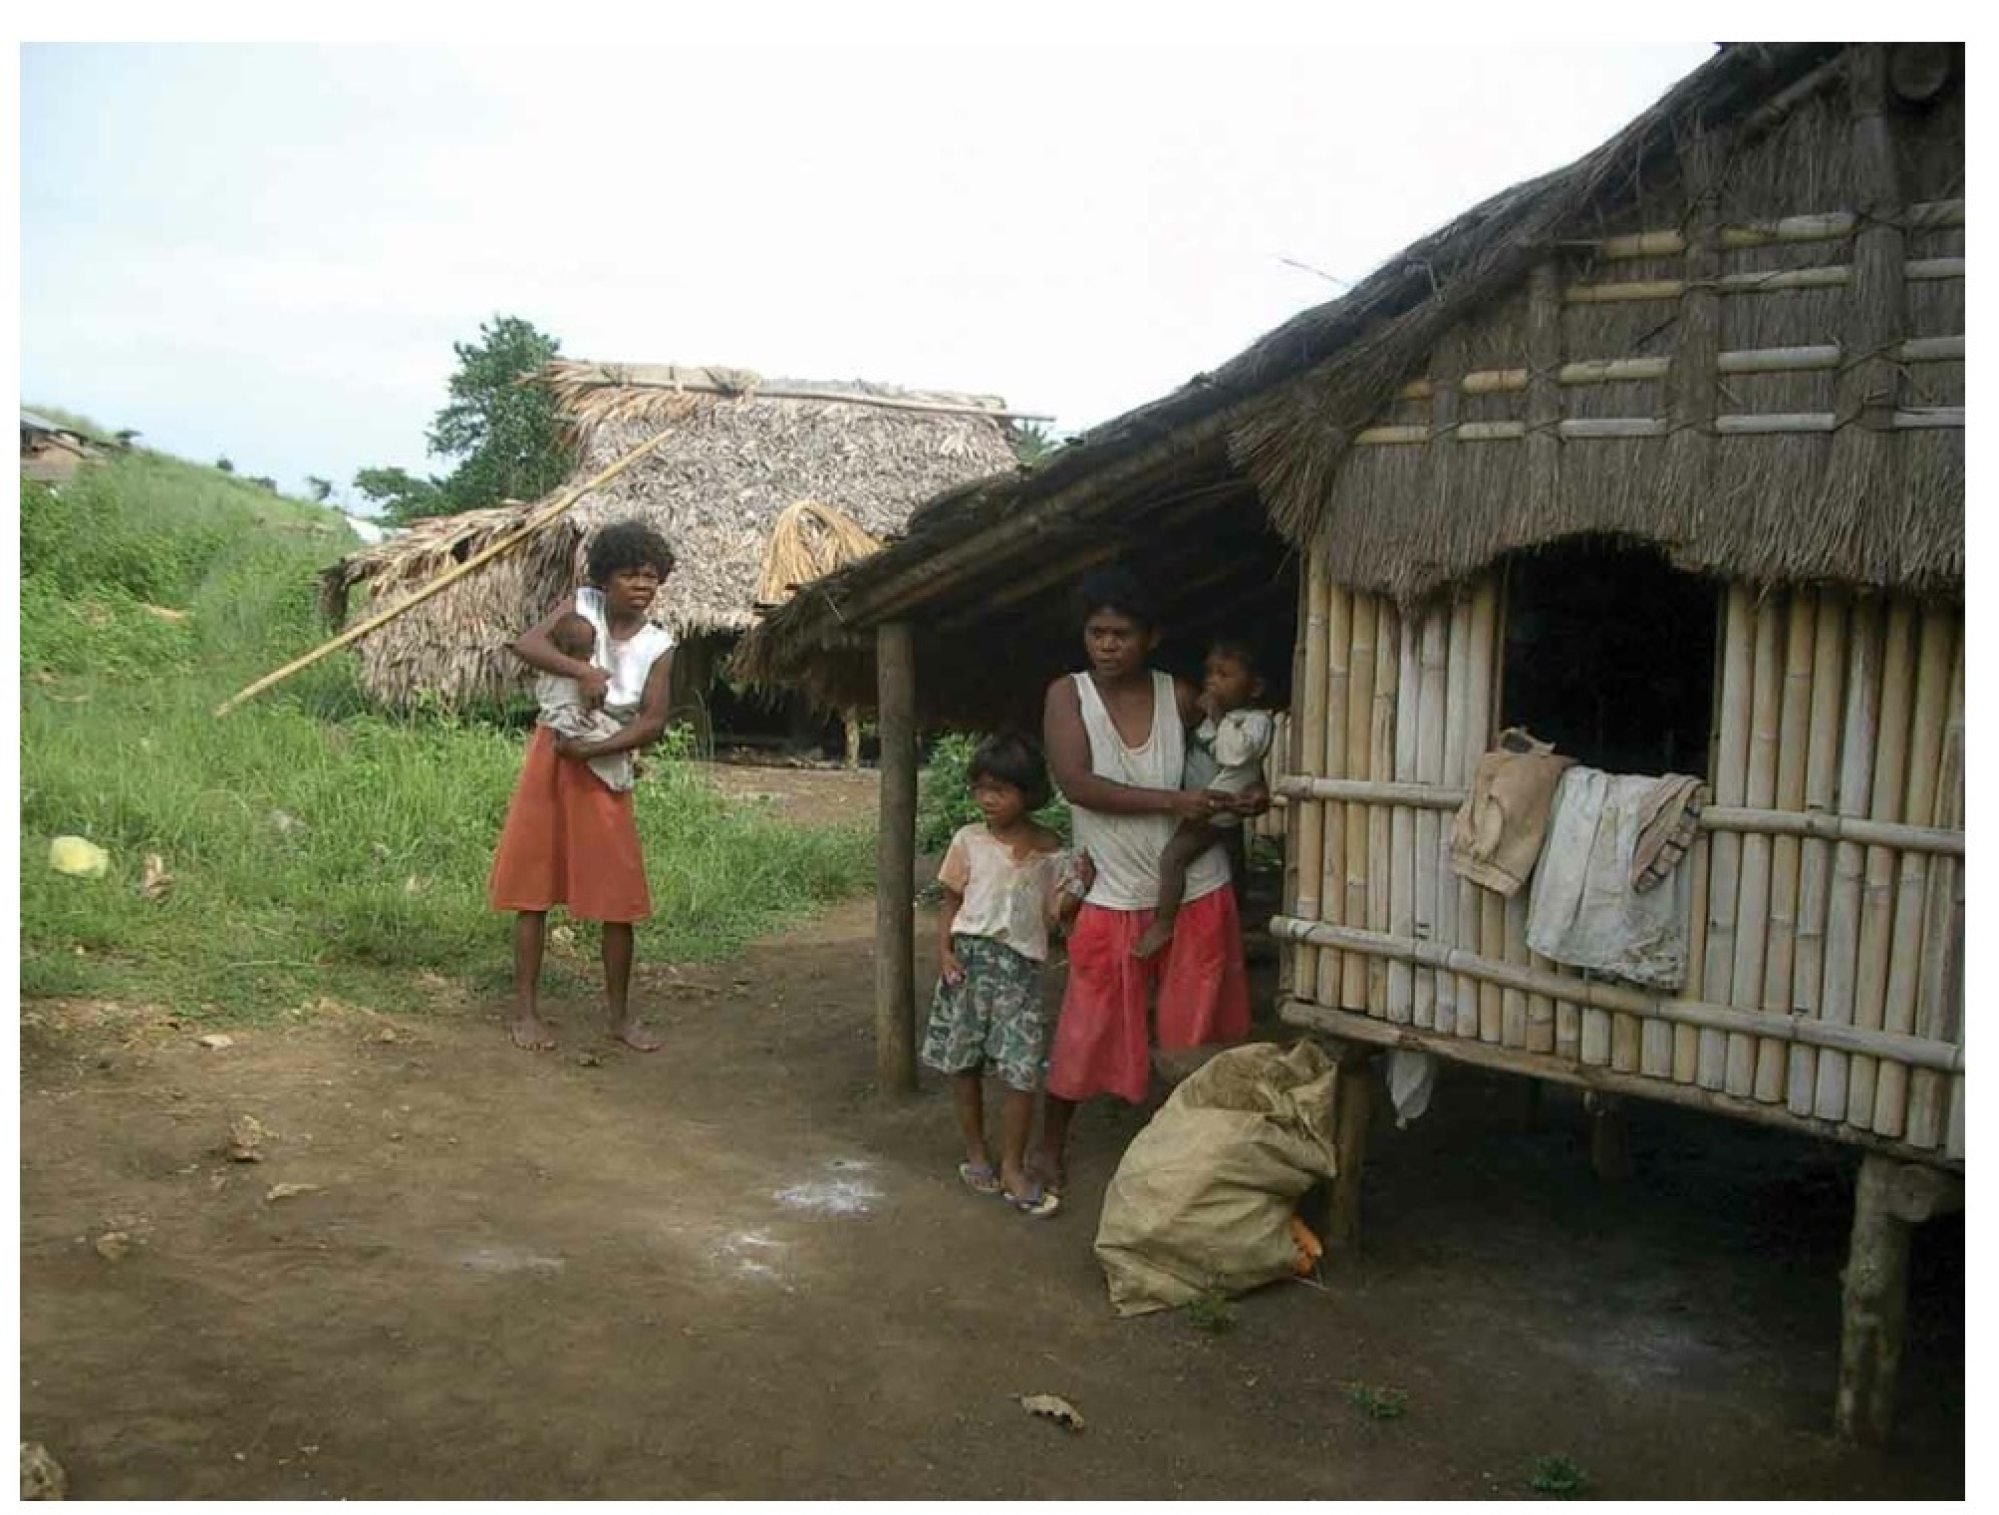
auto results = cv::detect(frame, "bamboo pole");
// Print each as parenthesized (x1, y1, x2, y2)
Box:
(1438, 594, 1469, 1036)
(1278, 592, 1307, 1005)
(1816, 595, 1883, 1120)
(1509, 891, 1541, 1051)
(1678, 832, 1711, 1083)
(1367, 601, 1398, 1015)
(213, 421, 683, 717)
(1848, 598, 1917, 1130)
(1321, 585, 1354, 1001)
(1904, 629, 1964, 1148)
(1293, 553, 1333, 1005)
(1468, 580, 1504, 1045)
(1341, 594, 1377, 1009)
(1413, 607, 1449, 1031)
(1701, 585, 1756, 1089)
(1757, 594, 1815, 1101)
(1387, 606, 1420, 1024)
(1872, 608, 1952, 1138)
(1267, 919, 1965, 1072)
(1729, 595, 1783, 1098)
(1789, 591, 1850, 1110)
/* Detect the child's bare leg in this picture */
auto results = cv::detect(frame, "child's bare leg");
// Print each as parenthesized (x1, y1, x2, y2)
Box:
(950, 1072, 991, 1174)
(1034, 1094, 1075, 1194)
(602, 922, 661, 1051)
(998, 1086, 1038, 1199)
(510, 911, 555, 1050)
(1133, 820, 1223, 959)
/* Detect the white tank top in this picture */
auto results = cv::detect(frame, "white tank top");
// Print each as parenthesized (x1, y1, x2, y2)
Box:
(1069, 670, 1231, 911)
(575, 586, 675, 718)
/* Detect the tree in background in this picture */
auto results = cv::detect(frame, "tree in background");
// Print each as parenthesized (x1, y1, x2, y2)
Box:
(215, 457, 235, 474)
(351, 315, 576, 526)
(304, 475, 334, 503)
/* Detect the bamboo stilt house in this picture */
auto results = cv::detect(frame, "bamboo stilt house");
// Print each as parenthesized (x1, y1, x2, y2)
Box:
(740, 43, 1962, 1442)
(321, 362, 1020, 741)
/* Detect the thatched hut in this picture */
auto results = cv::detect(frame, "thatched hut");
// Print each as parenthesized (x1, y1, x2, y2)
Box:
(322, 361, 1020, 747)
(739, 42, 1962, 1440)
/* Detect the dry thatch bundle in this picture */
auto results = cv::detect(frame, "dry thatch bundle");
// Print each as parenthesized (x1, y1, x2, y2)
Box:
(755, 500, 882, 607)
(327, 363, 1017, 709)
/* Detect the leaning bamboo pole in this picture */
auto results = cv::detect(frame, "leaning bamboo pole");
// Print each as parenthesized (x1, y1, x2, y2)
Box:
(1728, 595, 1783, 1099)
(1320, 585, 1354, 1002)
(1413, 607, 1450, 1031)
(1872, 607, 1952, 1138)
(1847, 598, 1917, 1130)
(1701, 584, 1756, 1089)
(1387, 608, 1421, 1024)
(1367, 602, 1398, 1015)
(1789, 591, 1849, 1115)
(213, 422, 684, 717)
(1293, 553, 1333, 1005)
(1904, 630, 1964, 1149)
(1438, 594, 1470, 1036)
(1815, 595, 1883, 1121)
(1341, 595, 1377, 1009)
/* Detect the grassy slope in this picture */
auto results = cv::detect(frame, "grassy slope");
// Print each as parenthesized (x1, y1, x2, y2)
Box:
(20, 444, 873, 1021)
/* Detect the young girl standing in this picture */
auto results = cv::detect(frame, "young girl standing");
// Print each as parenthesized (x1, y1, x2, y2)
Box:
(922, 733, 1089, 1217)
(489, 520, 678, 1053)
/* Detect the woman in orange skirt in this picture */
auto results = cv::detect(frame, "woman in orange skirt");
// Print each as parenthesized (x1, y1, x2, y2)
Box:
(489, 521, 678, 1053)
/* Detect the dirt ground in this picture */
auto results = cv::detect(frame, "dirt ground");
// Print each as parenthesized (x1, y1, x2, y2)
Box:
(19, 769, 1964, 1500)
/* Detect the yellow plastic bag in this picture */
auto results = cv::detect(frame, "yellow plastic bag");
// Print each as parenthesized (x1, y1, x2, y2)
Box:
(48, 836, 110, 879)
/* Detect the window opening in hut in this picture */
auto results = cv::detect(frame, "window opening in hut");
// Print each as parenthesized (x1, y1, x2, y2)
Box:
(1497, 539, 1717, 778)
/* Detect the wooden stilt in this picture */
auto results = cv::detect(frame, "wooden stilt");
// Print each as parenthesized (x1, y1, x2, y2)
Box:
(1589, 1093, 1632, 1183)
(842, 708, 863, 770)
(1327, 1047, 1377, 1254)
(874, 622, 919, 1094)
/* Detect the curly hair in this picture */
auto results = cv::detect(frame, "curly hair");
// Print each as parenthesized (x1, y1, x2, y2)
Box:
(585, 519, 676, 586)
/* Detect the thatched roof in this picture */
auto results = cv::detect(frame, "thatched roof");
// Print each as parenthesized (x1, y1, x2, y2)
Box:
(736, 42, 1963, 725)
(325, 361, 1018, 707)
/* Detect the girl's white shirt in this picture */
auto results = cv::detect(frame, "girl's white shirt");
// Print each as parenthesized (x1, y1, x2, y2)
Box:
(937, 824, 1073, 963)
(575, 586, 675, 718)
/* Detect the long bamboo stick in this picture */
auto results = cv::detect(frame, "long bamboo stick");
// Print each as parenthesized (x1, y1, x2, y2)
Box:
(1790, 591, 1847, 1114)
(1847, 598, 1917, 1129)
(1873, 607, 1952, 1138)
(1341, 595, 1378, 1009)
(1678, 832, 1711, 1083)
(1293, 552, 1333, 1005)
(1816, 595, 1882, 1120)
(1702, 585, 1755, 1089)
(1278, 594, 1308, 1005)
(1413, 607, 1449, 1030)
(1469, 581, 1505, 1045)
(1367, 602, 1398, 1015)
(1904, 629, 1964, 1148)
(1758, 593, 1815, 1102)
(1267, 919, 1966, 1072)
(213, 422, 684, 717)
(1439, 594, 1470, 1036)
(1729, 595, 1782, 1098)
(1387, 606, 1420, 1024)
(1321, 585, 1354, 1000)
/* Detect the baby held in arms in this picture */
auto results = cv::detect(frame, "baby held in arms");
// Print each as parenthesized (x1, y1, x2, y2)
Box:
(535, 612, 635, 793)
(1131, 638, 1274, 960)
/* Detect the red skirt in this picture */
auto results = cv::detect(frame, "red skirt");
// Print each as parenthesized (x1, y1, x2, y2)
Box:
(487, 726, 651, 923)
(1046, 886, 1250, 1105)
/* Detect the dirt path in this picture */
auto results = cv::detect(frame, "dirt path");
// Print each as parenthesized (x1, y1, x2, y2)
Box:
(20, 812, 1963, 1498)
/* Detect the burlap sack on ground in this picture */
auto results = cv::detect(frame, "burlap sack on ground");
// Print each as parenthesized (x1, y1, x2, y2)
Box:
(1094, 1039, 1340, 1316)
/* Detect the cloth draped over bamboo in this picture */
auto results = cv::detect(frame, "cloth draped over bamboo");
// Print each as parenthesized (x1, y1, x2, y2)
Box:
(1447, 729, 1576, 896)
(1525, 767, 1705, 991)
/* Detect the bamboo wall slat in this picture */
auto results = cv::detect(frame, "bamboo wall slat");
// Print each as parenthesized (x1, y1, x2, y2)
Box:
(1368, 602, 1398, 1015)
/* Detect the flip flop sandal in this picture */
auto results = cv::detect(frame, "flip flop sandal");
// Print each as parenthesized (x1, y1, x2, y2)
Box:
(957, 1161, 1003, 1195)
(1005, 1184, 1062, 1219)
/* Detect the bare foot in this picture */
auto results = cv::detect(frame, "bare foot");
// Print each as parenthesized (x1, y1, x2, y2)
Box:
(510, 1013, 556, 1051)
(608, 1021, 663, 1052)
(1131, 918, 1175, 959)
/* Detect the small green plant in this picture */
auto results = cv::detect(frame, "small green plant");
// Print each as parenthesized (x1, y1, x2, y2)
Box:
(1346, 1383, 1408, 1421)
(1182, 1287, 1238, 1334)
(1527, 1454, 1589, 1499)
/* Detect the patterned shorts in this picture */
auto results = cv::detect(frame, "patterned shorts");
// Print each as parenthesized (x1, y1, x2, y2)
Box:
(920, 934, 1048, 1092)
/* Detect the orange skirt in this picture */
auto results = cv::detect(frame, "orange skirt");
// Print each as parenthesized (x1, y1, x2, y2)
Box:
(487, 727, 651, 923)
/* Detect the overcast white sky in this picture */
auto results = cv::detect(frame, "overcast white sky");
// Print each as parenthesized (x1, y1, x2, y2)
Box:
(22, 40, 1718, 507)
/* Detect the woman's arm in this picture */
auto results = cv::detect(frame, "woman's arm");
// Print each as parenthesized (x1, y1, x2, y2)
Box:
(1042, 676, 1215, 820)
(556, 648, 674, 759)
(510, 593, 610, 707)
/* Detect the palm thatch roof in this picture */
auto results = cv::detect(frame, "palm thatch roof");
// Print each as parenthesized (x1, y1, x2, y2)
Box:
(324, 362, 1019, 708)
(736, 42, 1963, 727)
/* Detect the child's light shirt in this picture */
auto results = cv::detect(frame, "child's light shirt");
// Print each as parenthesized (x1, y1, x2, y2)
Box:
(936, 823, 1075, 963)
(534, 674, 635, 792)
(575, 586, 675, 718)
(1184, 707, 1276, 795)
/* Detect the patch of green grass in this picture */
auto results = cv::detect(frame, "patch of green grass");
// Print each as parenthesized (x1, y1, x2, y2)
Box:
(1346, 1383, 1409, 1421)
(1527, 1454, 1589, 1499)
(1182, 1287, 1238, 1334)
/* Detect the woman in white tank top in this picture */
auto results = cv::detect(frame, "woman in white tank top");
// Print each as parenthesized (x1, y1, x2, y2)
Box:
(1034, 569, 1255, 1194)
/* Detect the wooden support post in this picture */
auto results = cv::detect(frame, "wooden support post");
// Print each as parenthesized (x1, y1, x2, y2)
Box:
(1327, 1047, 1378, 1254)
(1834, 1153, 1963, 1444)
(843, 707, 863, 770)
(874, 622, 918, 1094)
(1588, 1092, 1632, 1183)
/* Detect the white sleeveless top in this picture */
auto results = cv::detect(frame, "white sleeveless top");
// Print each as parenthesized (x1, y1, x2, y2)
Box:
(1069, 670, 1231, 911)
(575, 586, 675, 719)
